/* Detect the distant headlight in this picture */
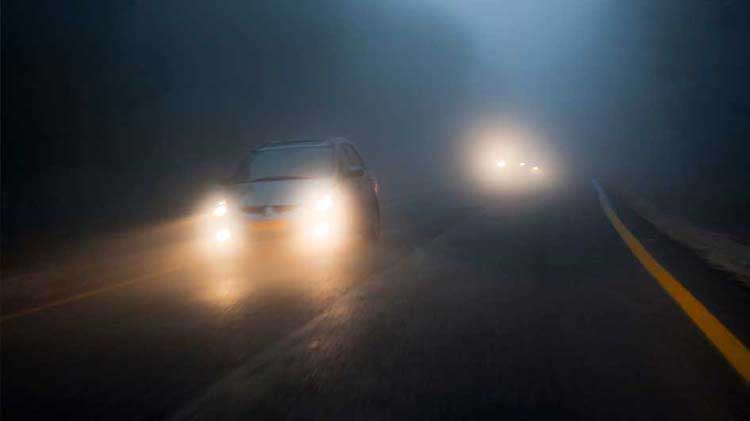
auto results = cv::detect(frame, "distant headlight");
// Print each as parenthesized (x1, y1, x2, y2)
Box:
(532, 166, 540, 171)
(313, 194, 333, 212)
(496, 159, 506, 168)
(212, 201, 228, 217)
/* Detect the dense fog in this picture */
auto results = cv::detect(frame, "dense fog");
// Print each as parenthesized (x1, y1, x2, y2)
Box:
(3, 0, 749, 255)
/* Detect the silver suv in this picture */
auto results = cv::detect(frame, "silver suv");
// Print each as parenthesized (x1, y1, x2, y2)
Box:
(210, 138, 379, 249)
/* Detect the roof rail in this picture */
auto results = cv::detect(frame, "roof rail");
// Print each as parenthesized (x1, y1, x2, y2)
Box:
(254, 138, 336, 150)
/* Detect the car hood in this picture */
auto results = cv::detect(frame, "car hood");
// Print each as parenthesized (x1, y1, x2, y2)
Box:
(232, 177, 336, 207)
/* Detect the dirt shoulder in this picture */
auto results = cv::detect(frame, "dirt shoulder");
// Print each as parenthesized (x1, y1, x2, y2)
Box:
(615, 186, 750, 288)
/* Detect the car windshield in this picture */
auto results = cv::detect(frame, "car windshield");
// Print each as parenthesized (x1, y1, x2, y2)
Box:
(233, 145, 334, 182)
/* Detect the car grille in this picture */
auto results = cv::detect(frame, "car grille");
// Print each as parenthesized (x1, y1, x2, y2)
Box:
(242, 205, 299, 216)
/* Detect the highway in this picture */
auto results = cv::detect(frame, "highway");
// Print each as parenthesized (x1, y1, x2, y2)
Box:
(2, 180, 749, 420)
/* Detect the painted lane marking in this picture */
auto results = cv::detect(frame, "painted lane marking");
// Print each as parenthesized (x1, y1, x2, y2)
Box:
(0, 266, 183, 323)
(593, 180, 750, 383)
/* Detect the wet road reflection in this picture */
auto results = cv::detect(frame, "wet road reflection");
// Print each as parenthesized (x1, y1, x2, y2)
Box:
(190, 233, 376, 311)
(2, 194, 472, 420)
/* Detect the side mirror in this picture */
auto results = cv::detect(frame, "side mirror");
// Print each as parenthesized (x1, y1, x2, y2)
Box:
(345, 166, 365, 177)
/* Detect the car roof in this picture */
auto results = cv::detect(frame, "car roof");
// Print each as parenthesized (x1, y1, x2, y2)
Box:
(254, 137, 353, 152)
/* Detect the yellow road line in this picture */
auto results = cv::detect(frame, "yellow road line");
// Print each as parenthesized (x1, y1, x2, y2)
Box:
(593, 180, 750, 383)
(0, 266, 183, 323)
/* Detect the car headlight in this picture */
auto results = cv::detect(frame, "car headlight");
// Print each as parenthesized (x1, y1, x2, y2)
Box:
(215, 228, 231, 242)
(312, 221, 330, 237)
(313, 194, 333, 212)
(212, 200, 228, 217)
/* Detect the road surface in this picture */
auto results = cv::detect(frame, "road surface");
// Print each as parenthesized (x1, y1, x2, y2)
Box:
(2, 180, 749, 420)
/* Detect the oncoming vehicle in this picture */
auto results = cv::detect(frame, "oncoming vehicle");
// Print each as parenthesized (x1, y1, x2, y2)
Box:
(205, 138, 379, 252)
(495, 159, 543, 176)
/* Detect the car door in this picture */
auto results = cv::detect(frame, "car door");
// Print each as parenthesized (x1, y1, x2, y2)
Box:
(349, 145, 377, 199)
(340, 144, 371, 228)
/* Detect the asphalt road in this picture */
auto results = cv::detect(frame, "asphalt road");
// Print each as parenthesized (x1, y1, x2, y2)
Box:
(2, 181, 749, 420)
